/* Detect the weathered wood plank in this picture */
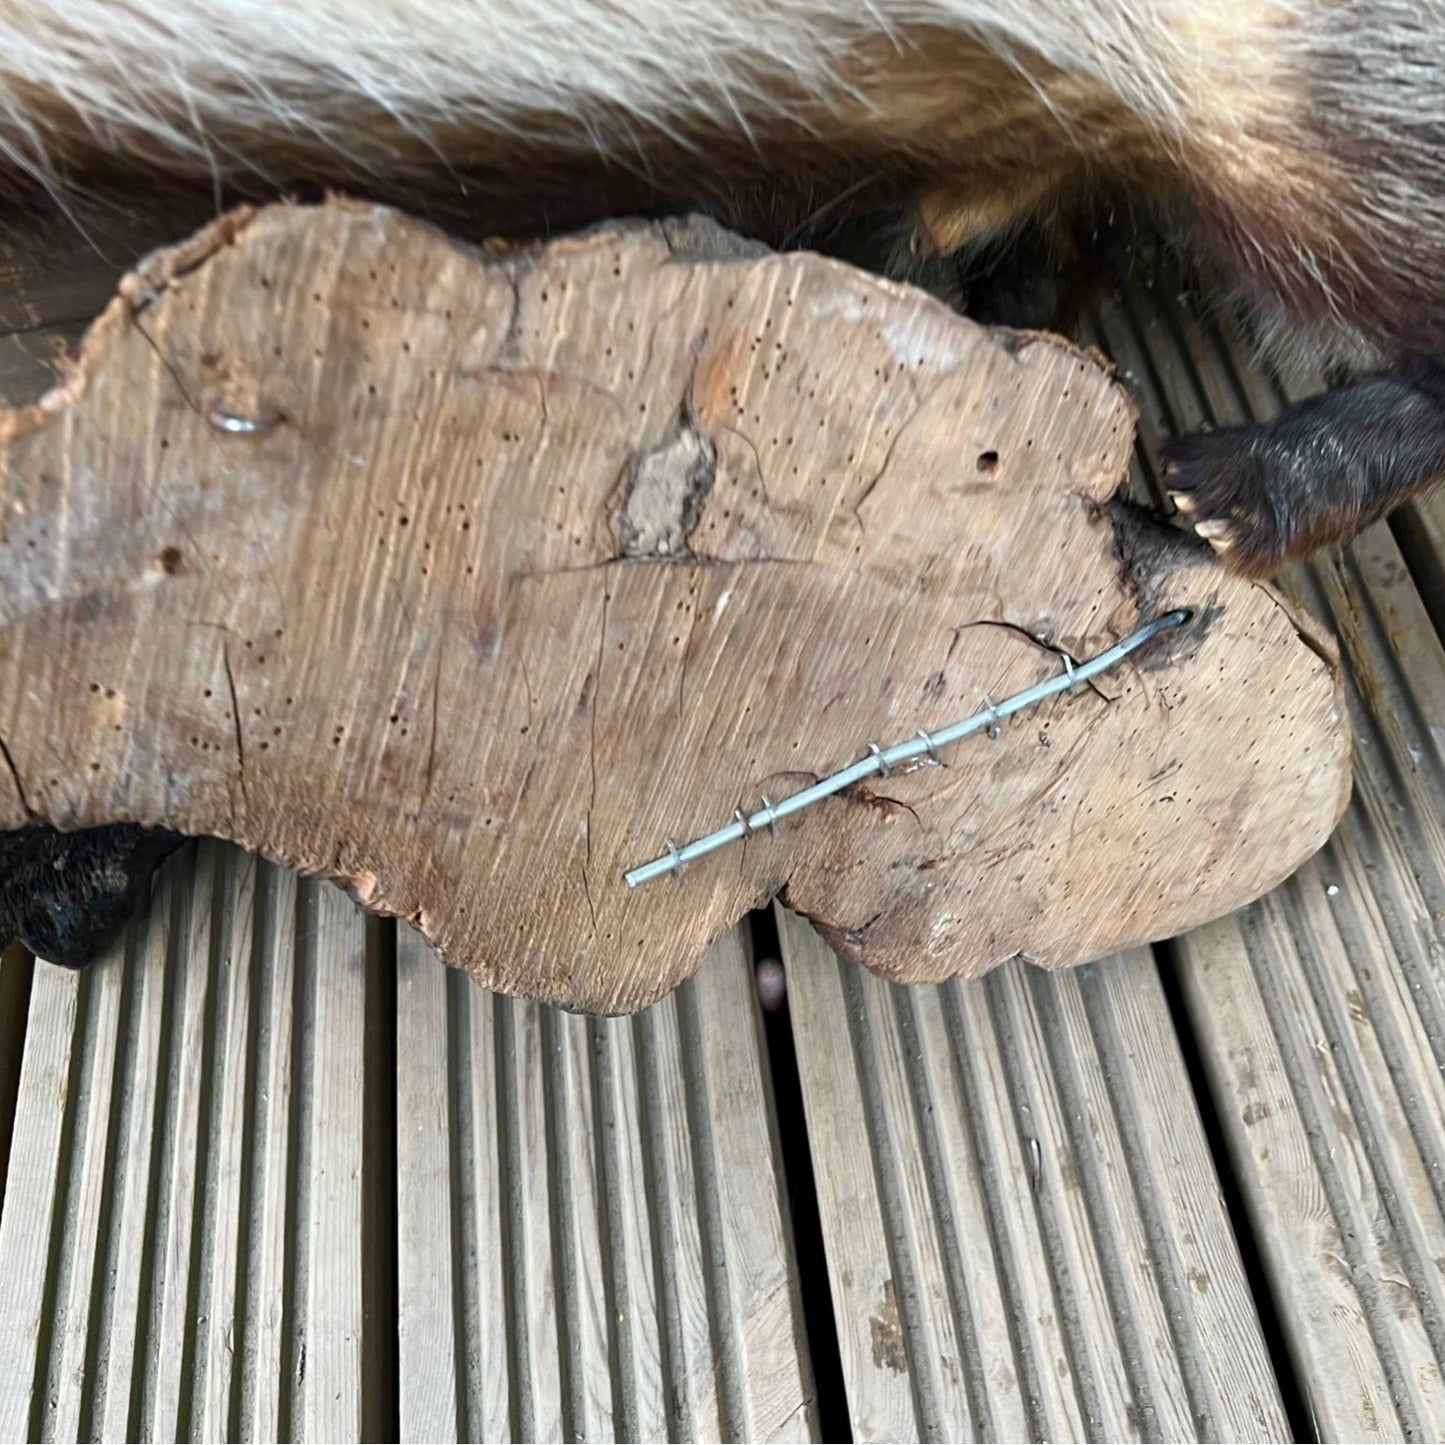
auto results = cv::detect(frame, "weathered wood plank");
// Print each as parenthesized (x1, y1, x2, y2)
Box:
(0, 320, 85, 407)
(0, 842, 370, 1441)
(233, 856, 301, 1441)
(0, 198, 212, 339)
(780, 913, 957, 1445)
(1073, 952, 1291, 1438)
(193, 845, 263, 1440)
(149, 844, 219, 1439)
(0, 955, 79, 1439)
(0, 194, 214, 407)
(782, 909, 1287, 1442)
(91, 856, 180, 1440)
(686, 926, 818, 1442)
(1093, 280, 1445, 1440)
(47, 907, 131, 1442)
(631, 979, 727, 1439)
(393, 924, 817, 1442)
(394, 926, 464, 1443)
(295, 878, 367, 1440)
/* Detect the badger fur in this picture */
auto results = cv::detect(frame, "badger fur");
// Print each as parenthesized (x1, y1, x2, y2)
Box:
(0, 0, 1442, 566)
(0, 0, 1441, 961)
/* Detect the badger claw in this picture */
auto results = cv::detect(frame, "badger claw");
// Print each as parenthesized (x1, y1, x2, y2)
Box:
(1194, 517, 1236, 549)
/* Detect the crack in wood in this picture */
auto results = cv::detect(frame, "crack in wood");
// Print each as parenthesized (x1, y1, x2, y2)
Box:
(221, 641, 248, 815)
(848, 381, 939, 537)
(580, 857, 598, 938)
(423, 634, 443, 812)
(838, 782, 925, 828)
(958, 617, 1115, 704)
(583, 582, 609, 936)
(0, 731, 35, 820)
(129, 307, 204, 417)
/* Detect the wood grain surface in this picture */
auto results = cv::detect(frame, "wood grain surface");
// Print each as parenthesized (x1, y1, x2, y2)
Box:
(0, 199, 1349, 1010)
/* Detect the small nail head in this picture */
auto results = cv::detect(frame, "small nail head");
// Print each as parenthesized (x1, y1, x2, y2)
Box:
(208, 408, 282, 435)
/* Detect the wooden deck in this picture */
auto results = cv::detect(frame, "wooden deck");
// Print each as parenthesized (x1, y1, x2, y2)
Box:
(3, 205, 1445, 1441)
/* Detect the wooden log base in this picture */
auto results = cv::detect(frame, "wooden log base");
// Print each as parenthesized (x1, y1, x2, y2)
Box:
(0, 200, 1350, 1012)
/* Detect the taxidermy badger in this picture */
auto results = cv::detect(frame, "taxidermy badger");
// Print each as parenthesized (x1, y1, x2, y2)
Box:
(0, 0, 1440, 963)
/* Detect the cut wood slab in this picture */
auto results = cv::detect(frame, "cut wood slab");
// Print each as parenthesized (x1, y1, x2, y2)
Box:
(0, 199, 1349, 1012)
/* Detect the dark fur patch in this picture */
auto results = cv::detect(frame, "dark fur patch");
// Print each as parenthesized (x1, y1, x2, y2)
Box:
(1164, 354, 1445, 575)
(0, 823, 182, 966)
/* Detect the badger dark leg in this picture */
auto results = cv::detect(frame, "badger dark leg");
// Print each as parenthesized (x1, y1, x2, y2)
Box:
(1163, 355, 1445, 577)
(0, 824, 183, 967)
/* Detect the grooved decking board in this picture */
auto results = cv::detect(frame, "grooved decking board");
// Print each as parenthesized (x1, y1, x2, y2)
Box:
(0, 839, 817, 1441)
(780, 910, 1286, 1443)
(394, 925, 816, 1442)
(1089, 281, 1445, 1440)
(0, 840, 367, 1442)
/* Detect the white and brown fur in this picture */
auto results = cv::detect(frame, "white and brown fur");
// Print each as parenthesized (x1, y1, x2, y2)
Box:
(0, 0, 1442, 960)
(1, 0, 1442, 567)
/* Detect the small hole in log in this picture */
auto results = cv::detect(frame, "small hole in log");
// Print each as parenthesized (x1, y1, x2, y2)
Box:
(158, 545, 183, 574)
(977, 451, 999, 474)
